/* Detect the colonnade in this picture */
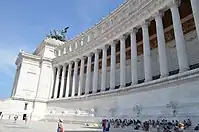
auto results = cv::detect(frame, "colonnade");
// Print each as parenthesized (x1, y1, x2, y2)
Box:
(51, 0, 199, 99)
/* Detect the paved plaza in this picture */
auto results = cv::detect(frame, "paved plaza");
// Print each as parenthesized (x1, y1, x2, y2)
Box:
(0, 119, 142, 132)
(0, 119, 103, 132)
(0, 119, 196, 132)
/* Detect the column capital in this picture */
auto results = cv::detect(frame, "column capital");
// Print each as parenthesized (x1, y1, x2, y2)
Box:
(63, 63, 68, 67)
(75, 58, 80, 62)
(69, 61, 74, 65)
(87, 52, 94, 57)
(110, 40, 118, 46)
(94, 49, 101, 53)
(119, 34, 128, 41)
(141, 20, 150, 28)
(57, 66, 61, 71)
(62, 64, 67, 69)
(129, 28, 138, 34)
(153, 11, 164, 19)
(80, 56, 87, 60)
(169, 0, 181, 8)
(58, 65, 63, 69)
(53, 66, 57, 70)
(102, 44, 109, 50)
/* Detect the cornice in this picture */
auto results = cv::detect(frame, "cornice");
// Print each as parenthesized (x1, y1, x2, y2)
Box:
(48, 68, 199, 103)
(15, 51, 41, 66)
(11, 96, 47, 103)
(21, 52, 41, 62)
(53, 0, 172, 66)
(55, 0, 131, 50)
(34, 38, 64, 55)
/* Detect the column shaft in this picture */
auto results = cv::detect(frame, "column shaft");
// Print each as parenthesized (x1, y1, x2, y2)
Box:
(93, 50, 99, 93)
(130, 30, 138, 85)
(72, 60, 79, 96)
(101, 46, 107, 91)
(155, 13, 169, 77)
(142, 22, 152, 81)
(120, 36, 126, 87)
(78, 57, 85, 96)
(191, 0, 199, 40)
(65, 63, 72, 97)
(59, 65, 66, 98)
(85, 55, 92, 94)
(110, 42, 116, 89)
(170, 3, 189, 72)
(51, 68, 56, 98)
(54, 66, 61, 98)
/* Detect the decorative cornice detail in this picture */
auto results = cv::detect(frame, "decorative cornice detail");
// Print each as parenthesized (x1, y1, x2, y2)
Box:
(20, 52, 41, 62)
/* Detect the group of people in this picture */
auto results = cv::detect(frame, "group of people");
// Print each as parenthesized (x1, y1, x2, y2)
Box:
(107, 118, 196, 131)
(102, 119, 111, 132)
(58, 117, 199, 132)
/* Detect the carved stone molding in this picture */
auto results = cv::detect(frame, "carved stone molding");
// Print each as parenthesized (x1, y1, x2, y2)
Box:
(141, 20, 151, 28)
(75, 58, 80, 62)
(153, 11, 165, 19)
(102, 44, 109, 50)
(129, 28, 138, 35)
(80, 56, 87, 60)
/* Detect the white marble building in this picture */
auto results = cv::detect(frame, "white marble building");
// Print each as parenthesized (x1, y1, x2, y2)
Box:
(1, 0, 199, 122)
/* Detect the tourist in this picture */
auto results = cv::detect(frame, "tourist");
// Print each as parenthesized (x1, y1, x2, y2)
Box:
(13, 115, 18, 123)
(102, 119, 110, 132)
(57, 119, 64, 132)
(24, 115, 28, 124)
(1, 114, 3, 120)
(194, 124, 199, 130)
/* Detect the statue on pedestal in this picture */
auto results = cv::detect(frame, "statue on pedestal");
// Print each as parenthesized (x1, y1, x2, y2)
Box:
(47, 27, 69, 42)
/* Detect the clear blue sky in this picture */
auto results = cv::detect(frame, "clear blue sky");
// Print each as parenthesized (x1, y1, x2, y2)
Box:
(0, 0, 125, 99)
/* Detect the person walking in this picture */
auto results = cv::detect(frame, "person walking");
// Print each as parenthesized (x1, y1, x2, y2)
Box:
(13, 115, 18, 123)
(24, 115, 28, 124)
(57, 119, 64, 132)
(102, 119, 110, 132)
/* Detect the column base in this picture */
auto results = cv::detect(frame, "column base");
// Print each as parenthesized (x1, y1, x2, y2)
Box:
(179, 67, 189, 73)
(92, 91, 97, 94)
(131, 81, 138, 86)
(120, 85, 125, 88)
(110, 87, 115, 90)
(160, 73, 169, 78)
(145, 78, 152, 82)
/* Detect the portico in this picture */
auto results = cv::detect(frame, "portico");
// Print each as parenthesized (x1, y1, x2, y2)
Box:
(50, 0, 198, 100)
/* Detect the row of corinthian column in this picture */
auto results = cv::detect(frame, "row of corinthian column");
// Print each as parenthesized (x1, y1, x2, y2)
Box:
(51, 0, 199, 99)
